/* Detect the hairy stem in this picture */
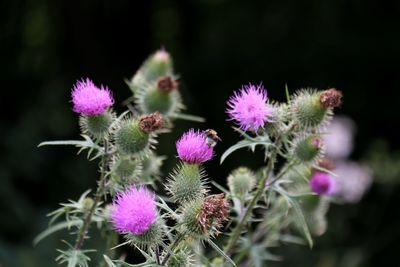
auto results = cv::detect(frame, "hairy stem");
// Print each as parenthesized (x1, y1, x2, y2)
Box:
(161, 233, 185, 266)
(74, 140, 109, 250)
(224, 149, 277, 254)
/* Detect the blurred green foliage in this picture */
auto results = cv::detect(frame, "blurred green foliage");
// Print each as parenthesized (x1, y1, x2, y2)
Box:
(1, 0, 400, 266)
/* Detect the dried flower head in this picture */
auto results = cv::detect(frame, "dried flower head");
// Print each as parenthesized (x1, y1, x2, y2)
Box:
(71, 78, 114, 116)
(227, 83, 271, 131)
(197, 193, 230, 233)
(111, 186, 157, 235)
(320, 88, 343, 109)
(157, 76, 178, 93)
(176, 129, 214, 164)
(139, 112, 164, 133)
(310, 171, 336, 195)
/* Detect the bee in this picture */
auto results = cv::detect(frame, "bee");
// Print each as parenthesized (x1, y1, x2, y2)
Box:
(204, 129, 222, 148)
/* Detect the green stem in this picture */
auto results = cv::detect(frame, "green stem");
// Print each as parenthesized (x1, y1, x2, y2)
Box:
(74, 140, 109, 250)
(224, 151, 276, 254)
(161, 233, 185, 266)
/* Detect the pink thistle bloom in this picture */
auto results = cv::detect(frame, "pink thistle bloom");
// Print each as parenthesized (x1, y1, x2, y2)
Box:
(227, 83, 271, 131)
(310, 171, 337, 195)
(111, 186, 157, 235)
(71, 78, 114, 116)
(176, 129, 214, 164)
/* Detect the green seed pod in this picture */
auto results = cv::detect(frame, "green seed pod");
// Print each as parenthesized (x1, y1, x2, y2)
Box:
(79, 110, 115, 139)
(115, 119, 150, 155)
(125, 221, 163, 249)
(293, 135, 323, 163)
(166, 163, 207, 204)
(227, 167, 256, 197)
(291, 89, 331, 130)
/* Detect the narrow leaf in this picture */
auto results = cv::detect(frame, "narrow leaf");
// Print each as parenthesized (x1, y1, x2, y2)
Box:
(33, 220, 82, 246)
(103, 255, 116, 267)
(171, 113, 206, 122)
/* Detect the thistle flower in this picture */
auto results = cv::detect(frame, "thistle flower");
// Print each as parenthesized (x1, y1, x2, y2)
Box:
(71, 78, 114, 116)
(310, 171, 336, 195)
(333, 161, 372, 203)
(323, 116, 355, 159)
(227, 83, 271, 131)
(176, 129, 213, 164)
(111, 186, 157, 235)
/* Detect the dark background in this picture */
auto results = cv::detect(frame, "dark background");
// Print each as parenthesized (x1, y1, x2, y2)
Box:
(1, 0, 400, 266)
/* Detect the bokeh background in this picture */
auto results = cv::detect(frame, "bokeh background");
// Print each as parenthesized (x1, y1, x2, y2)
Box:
(1, 0, 400, 266)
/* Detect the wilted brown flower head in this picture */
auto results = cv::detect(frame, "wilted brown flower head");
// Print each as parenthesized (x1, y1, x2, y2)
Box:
(139, 112, 164, 133)
(197, 193, 230, 234)
(320, 88, 343, 108)
(157, 76, 178, 93)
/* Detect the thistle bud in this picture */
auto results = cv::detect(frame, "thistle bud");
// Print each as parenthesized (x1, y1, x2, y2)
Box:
(291, 89, 329, 129)
(82, 197, 94, 213)
(115, 119, 150, 155)
(166, 163, 207, 204)
(157, 76, 178, 93)
(111, 156, 142, 179)
(227, 167, 256, 197)
(320, 88, 343, 109)
(142, 86, 175, 115)
(79, 110, 115, 139)
(293, 135, 323, 163)
(139, 112, 164, 133)
(142, 49, 173, 82)
(181, 194, 230, 239)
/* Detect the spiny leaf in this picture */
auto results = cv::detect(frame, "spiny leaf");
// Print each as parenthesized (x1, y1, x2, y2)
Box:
(220, 140, 271, 164)
(33, 219, 82, 246)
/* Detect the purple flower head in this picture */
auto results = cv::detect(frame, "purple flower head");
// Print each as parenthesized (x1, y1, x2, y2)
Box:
(71, 78, 114, 116)
(227, 83, 271, 131)
(310, 171, 337, 195)
(111, 186, 157, 235)
(176, 129, 214, 164)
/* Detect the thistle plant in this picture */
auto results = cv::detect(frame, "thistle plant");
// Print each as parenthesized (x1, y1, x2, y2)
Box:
(36, 49, 361, 267)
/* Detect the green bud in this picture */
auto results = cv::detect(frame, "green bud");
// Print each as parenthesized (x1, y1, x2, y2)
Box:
(82, 197, 94, 213)
(227, 167, 256, 197)
(79, 110, 115, 139)
(115, 119, 150, 155)
(111, 156, 142, 179)
(125, 221, 163, 249)
(142, 86, 174, 115)
(292, 90, 330, 129)
(166, 162, 207, 204)
(293, 135, 323, 163)
(143, 49, 173, 81)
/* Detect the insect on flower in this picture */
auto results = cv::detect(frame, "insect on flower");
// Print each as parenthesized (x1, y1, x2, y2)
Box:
(204, 129, 222, 148)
